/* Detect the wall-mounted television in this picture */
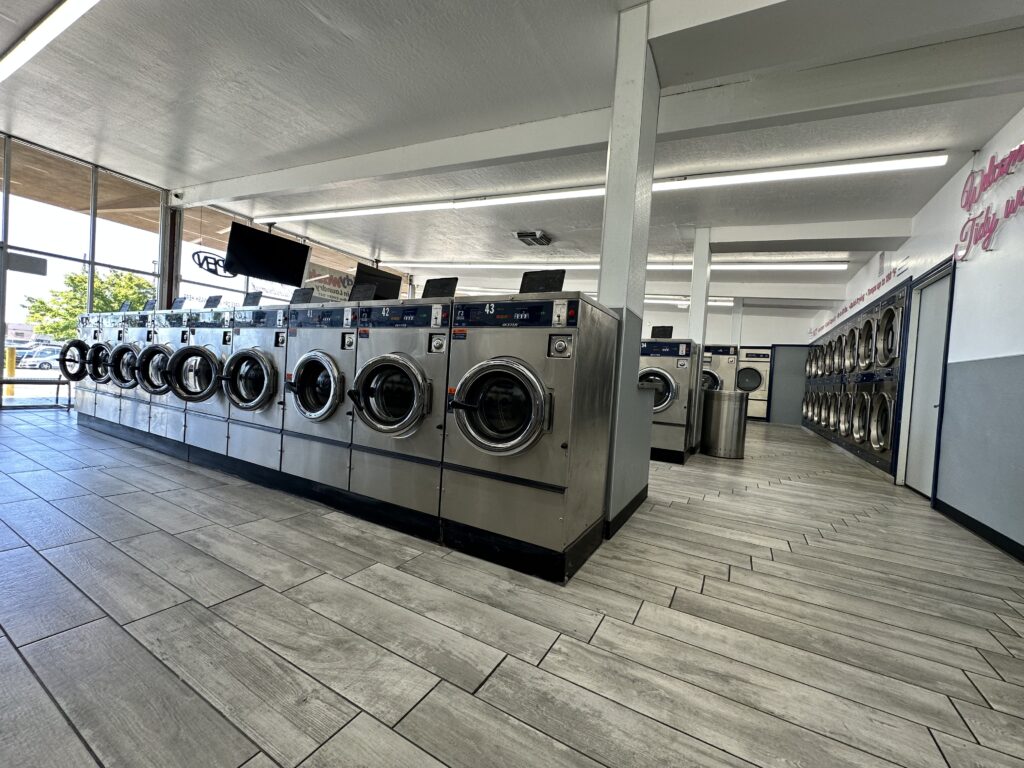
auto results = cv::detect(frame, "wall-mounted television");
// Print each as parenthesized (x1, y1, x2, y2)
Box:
(224, 223, 310, 287)
(352, 263, 403, 300)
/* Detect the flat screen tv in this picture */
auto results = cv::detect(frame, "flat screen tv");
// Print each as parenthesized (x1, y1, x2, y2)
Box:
(353, 263, 403, 300)
(224, 223, 310, 287)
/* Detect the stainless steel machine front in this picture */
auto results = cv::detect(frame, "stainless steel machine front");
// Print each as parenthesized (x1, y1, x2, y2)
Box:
(349, 299, 451, 516)
(224, 307, 289, 470)
(737, 346, 771, 420)
(166, 309, 233, 454)
(64, 314, 102, 416)
(281, 303, 358, 489)
(141, 309, 191, 442)
(441, 293, 617, 558)
(88, 312, 125, 423)
(702, 345, 738, 391)
(108, 311, 153, 432)
(638, 338, 700, 461)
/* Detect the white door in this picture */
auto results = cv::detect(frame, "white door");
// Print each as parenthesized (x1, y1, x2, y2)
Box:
(905, 276, 951, 495)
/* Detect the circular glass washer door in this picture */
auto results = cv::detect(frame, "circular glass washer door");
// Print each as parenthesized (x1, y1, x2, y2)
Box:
(876, 307, 901, 367)
(638, 367, 677, 413)
(701, 369, 722, 391)
(832, 336, 845, 373)
(58, 339, 90, 382)
(828, 394, 839, 431)
(736, 366, 763, 392)
(844, 328, 858, 372)
(824, 341, 835, 374)
(290, 350, 343, 422)
(85, 342, 113, 384)
(223, 348, 277, 411)
(108, 343, 140, 389)
(451, 357, 548, 455)
(858, 319, 875, 370)
(852, 393, 870, 443)
(870, 392, 894, 452)
(352, 353, 429, 436)
(838, 392, 853, 436)
(166, 345, 223, 402)
(135, 344, 172, 395)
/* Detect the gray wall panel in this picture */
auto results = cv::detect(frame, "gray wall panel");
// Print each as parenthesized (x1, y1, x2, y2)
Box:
(769, 346, 808, 426)
(937, 354, 1024, 546)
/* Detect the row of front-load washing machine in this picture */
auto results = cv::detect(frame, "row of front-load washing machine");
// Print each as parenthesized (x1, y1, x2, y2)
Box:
(60, 293, 619, 581)
(802, 284, 907, 473)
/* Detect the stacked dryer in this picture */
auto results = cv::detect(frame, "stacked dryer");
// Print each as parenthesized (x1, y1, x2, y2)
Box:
(802, 284, 907, 473)
(638, 338, 701, 463)
(281, 302, 358, 487)
(142, 308, 191, 442)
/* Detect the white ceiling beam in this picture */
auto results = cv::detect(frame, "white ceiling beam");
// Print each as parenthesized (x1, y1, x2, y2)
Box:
(169, 29, 1024, 209)
(710, 219, 912, 253)
(647, 0, 786, 40)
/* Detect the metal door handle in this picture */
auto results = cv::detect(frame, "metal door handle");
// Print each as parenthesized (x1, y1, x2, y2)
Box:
(448, 399, 477, 412)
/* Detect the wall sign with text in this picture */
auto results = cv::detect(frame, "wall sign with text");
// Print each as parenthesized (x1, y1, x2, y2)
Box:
(954, 140, 1024, 260)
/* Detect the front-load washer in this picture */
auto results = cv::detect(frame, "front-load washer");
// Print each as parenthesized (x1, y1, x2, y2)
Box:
(166, 309, 233, 455)
(831, 334, 845, 376)
(281, 302, 358, 490)
(737, 347, 771, 419)
(441, 293, 617, 579)
(850, 384, 872, 446)
(639, 338, 700, 462)
(875, 300, 904, 370)
(843, 325, 859, 373)
(141, 309, 191, 442)
(857, 313, 876, 371)
(702, 345, 738, 391)
(223, 306, 289, 470)
(824, 339, 836, 376)
(838, 388, 853, 438)
(87, 313, 125, 423)
(869, 379, 897, 457)
(64, 313, 101, 416)
(108, 311, 153, 432)
(348, 298, 451, 530)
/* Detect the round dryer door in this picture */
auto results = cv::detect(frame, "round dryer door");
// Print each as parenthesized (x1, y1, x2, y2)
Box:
(852, 393, 871, 443)
(858, 319, 875, 370)
(58, 339, 90, 382)
(870, 393, 894, 452)
(832, 336, 845, 373)
(876, 307, 902, 367)
(85, 342, 113, 384)
(701, 370, 722, 391)
(736, 367, 762, 393)
(351, 353, 429, 436)
(814, 346, 826, 377)
(166, 345, 223, 402)
(638, 368, 677, 413)
(828, 394, 839, 431)
(136, 344, 172, 395)
(290, 351, 343, 422)
(108, 343, 140, 389)
(451, 357, 548, 455)
(824, 341, 835, 375)
(838, 392, 853, 436)
(844, 327, 858, 372)
(223, 348, 277, 411)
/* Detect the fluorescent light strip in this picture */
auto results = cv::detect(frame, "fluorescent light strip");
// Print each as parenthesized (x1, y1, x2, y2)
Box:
(0, 0, 101, 84)
(253, 153, 947, 224)
(387, 261, 847, 272)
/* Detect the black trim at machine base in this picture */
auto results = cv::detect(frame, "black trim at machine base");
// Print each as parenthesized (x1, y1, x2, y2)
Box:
(604, 483, 648, 539)
(934, 498, 1024, 565)
(442, 462, 567, 495)
(441, 517, 604, 583)
(651, 447, 686, 465)
(78, 413, 189, 460)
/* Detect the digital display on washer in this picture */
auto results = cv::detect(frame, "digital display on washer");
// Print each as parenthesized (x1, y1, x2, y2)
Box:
(452, 300, 579, 328)
(706, 345, 738, 355)
(289, 307, 353, 328)
(190, 310, 232, 328)
(640, 341, 689, 357)
(154, 312, 187, 328)
(745, 352, 771, 359)
(233, 309, 286, 329)
(358, 304, 450, 328)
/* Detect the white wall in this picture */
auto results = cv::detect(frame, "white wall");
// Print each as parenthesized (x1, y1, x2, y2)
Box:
(641, 305, 817, 346)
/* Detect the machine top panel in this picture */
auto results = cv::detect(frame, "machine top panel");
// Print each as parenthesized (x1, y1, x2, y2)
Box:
(453, 299, 580, 328)
(706, 345, 738, 355)
(640, 340, 691, 357)
(190, 310, 232, 328)
(153, 311, 188, 328)
(742, 351, 771, 360)
(290, 306, 355, 329)
(233, 309, 287, 328)
(358, 304, 450, 328)
(123, 313, 150, 328)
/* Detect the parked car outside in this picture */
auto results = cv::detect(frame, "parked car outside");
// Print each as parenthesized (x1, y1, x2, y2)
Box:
(18, 345, 63, 370)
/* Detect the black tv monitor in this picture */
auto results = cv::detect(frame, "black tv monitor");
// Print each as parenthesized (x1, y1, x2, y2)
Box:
(651, 326, 673, 339)
(224, 223, 310, 287)
(421, 277, 458, 298)
(519, 269, 565, 294)
(353, 263, 402, 300)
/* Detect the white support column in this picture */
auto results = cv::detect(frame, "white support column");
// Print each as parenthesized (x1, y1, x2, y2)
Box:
(731, 298, 744, 347)
(597, 3, 661, 528)
(686, 228, 712, 346)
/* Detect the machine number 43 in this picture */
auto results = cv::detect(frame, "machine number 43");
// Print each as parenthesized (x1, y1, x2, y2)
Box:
(484, 303, 495, 314)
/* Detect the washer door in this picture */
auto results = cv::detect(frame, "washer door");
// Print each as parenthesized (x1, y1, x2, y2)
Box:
(838, 392, 853, 436)
(136, 344, 172, 395)
(875, 307, 902, 367)
(824, 341, 835, 375)
(638, 367, 677, 413)
(736, 366, 763, 393)
(701, 369, 722, 391)
(832, 336, 845, 373)
(870, 393, 894, 452)
(451, 357, 548, 455)
(85, 342, 113, 384)
(828, 394, 839, 431)
(351, 353, 430, 436)
(166, 345, 223, 402)
(858, 319, 875, 370)
(852, 393, 870, 443)
(844, 327, 858, 372)
(58, 339, 90, 382)
(290, 350, 343, 422)
(108, 343, 140, 389)
(223, 348, 277, 411)
(814, 346, 825, 377)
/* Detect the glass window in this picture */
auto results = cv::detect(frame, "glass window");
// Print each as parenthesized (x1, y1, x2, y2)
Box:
(179, 207, 248, 294)
(0, 135, 5, 242)
(92, 266, 157, 313)
(94, 170, 161, 272)
(178, 280, 245, 309)
(7, 142, 91, 260)
(7, 256, 87, 344)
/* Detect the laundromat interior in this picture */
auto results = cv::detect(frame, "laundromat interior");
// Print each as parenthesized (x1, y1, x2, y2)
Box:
(2, 3, 1024, 767)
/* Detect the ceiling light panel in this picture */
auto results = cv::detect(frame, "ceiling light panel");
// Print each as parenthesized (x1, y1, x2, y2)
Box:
(0, 0, 101, 84)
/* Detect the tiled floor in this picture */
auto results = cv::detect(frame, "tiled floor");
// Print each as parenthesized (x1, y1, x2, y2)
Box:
(1, 410, 1023, 768)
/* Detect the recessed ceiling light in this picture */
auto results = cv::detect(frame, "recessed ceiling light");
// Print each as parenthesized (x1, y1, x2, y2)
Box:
(387, 261, 847, 272)
(0, 0, 101, 85)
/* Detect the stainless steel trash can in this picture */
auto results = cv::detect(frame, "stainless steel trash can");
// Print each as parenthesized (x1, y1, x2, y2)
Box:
(701, 390, 748, 459)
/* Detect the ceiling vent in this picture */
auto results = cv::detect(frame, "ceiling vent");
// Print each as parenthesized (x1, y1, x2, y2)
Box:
(515, 230, 552, 246)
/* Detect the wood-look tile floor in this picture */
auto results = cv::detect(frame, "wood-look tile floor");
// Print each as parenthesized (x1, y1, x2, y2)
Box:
(2, 410, 1023, 768)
